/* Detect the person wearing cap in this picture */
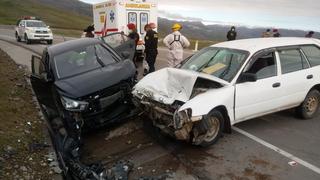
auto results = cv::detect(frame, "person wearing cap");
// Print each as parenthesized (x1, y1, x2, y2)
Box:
(305, 31, 315, 38)
(262, 29, 272, 38)
(127, 23, 139, 45)
(227, 26, 237, 41)
(144, 23, 158, 74)
(163, 23, 190, 67)
(127, 23, 140, 68)
(273, 29, 281, 37)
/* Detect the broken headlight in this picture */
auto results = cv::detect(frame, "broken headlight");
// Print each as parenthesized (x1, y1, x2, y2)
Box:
(173, 109, 191, 129)
(61, 96, 89, 112)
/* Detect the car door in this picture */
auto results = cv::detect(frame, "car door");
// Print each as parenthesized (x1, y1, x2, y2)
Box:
(101, 32, 135, 61)
(235, 50, 284, 122)
(30, 55, 56, 109)
(276, 47, 311, 107)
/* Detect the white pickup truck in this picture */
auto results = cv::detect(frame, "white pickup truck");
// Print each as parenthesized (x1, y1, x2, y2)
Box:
(15, 17, 53, 44)
(133, 37, 320, 147)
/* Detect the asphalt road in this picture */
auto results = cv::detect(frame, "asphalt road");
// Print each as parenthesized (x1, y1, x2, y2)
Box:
(1, 27, 320, 180)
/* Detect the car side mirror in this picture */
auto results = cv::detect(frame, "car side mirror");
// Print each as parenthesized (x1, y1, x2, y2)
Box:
(121, 51, 131, 59)
(41, 72, 53, 82)
(239, 73, 257, 83)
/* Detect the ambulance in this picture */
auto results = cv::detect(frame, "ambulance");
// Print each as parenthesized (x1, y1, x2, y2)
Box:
(93, 0, 158, 39)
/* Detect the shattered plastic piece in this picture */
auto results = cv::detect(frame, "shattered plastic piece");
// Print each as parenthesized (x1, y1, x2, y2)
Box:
(27, 122, 32, 126)
(288, 161, 298, 166)
(105, 160, 134, 180)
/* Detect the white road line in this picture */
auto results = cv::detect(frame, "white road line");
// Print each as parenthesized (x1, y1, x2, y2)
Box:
(232, 126, 320, 175)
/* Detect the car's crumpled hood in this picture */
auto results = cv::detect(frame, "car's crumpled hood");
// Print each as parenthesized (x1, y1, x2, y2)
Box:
(132, 68, 229, 104)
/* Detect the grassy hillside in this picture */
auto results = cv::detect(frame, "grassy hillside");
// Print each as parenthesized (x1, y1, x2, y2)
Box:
(0, 0, 91, 30)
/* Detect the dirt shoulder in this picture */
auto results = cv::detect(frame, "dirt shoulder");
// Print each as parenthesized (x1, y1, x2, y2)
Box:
(0, 49, 54, 179)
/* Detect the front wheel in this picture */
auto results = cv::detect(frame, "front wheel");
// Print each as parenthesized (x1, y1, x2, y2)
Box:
(15, 32, 21, 42)
(24, 34, 31, 44)
(47, 40, 53, 45)
(193, 110, 224, 147)
(296, 89, 320, 119)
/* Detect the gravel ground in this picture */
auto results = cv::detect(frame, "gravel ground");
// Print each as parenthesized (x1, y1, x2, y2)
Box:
(0, 48, 55, 179)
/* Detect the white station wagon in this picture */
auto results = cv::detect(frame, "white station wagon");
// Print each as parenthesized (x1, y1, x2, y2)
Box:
(133, 38, 320, 147)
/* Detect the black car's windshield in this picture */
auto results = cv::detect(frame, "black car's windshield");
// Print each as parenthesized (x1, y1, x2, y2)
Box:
(181, 47, 249, 82)
(26, 21, 46, 27)
(53, 44, 116, 79)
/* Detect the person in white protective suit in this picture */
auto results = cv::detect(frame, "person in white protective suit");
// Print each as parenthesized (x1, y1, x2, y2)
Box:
(163, 23, 190, 67)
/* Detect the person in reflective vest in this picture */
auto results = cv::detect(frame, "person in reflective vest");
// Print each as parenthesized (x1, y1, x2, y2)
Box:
(163, 23, 190, 67)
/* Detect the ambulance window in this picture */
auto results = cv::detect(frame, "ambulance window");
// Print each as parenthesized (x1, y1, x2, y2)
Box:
(128, 12, 137, 26)
(140, 13, 148, 34)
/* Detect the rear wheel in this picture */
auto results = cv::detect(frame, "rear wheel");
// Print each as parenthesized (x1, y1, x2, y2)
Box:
(193, 110, 224, 147)
(296, 89, 320, 119)
(15, 32, 21, 42)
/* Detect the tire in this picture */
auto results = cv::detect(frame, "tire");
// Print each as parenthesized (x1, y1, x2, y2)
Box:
(15, 32, 21, 42)
(296, 89, 320, 119)
(24, 34, 31, 44)
(194, 110, 224, 147)
(47, 40, 53, 45)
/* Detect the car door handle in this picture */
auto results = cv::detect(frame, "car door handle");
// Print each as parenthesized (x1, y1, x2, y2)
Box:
(272, 82, 281, 88)
(307, 75, 313, 79)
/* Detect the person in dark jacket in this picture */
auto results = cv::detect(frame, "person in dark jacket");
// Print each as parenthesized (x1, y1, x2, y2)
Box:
(144, 23, 158, 74)
(127, 23, 140, 67)
(273, 29, 281, 37)
(84, 24, 95, 38)
(127, 23, 140, 45)
(305, 31, 314, 38)
(227, 26, 237, 41)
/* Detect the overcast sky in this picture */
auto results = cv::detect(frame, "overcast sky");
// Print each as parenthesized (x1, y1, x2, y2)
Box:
(81, 0, 320, 31)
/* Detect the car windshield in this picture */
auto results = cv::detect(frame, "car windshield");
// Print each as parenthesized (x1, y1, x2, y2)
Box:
(53, 44, 116, 79)
(26, 21, 47, 27)
(181, 47, 249, 82)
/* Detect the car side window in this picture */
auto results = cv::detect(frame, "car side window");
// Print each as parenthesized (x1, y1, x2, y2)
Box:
(278, 49, 308, 74)
(301, 45, 320, 67)
(245, 52, 277, 80)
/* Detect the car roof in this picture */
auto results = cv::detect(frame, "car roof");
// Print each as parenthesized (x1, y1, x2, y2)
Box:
(212, 37, 320, 53)
(48, 38, 102, 56)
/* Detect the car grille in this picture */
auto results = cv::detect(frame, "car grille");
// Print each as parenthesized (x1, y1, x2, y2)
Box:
(34, 35, 50, 38)
(35, 30, 48, 34)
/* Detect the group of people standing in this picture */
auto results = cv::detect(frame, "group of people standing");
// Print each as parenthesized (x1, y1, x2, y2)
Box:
(227, 27, 316, 41)
(86, 23, 316, 76)
(127, 22, 190, 76)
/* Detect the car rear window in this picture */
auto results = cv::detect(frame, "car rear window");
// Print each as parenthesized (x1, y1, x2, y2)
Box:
(301, 45, 320, 67)
(278, 49, 308, 74)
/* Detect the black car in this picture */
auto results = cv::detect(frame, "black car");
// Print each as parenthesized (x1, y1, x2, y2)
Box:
(30, 33, 137, 179)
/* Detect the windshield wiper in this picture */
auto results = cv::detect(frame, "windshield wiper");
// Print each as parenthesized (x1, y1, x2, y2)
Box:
(94, 46, 105, 67)
(198, 51, 219, 71)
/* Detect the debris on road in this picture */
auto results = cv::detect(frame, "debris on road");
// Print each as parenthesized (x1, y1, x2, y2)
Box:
(288, 161, 298, 167)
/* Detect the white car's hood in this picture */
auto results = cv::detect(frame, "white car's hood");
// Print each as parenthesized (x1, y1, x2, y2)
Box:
(133, 68, 229, 104)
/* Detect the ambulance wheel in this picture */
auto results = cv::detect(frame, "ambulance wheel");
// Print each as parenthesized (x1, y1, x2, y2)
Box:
(24, 34, 31, 44)
(15, 32, 21, 42)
